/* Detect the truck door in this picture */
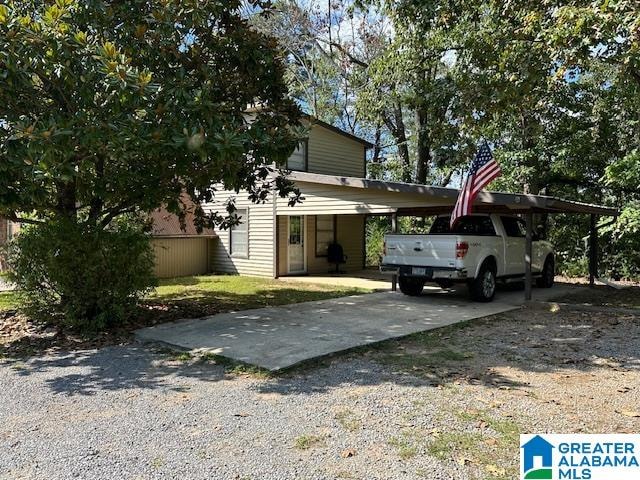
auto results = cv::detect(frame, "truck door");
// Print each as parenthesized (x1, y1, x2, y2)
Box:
(500, 216, 526, 276)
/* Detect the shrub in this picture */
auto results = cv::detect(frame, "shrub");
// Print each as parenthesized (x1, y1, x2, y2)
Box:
(6, 218, 156, 330)
(600, 204, 640, 280)
(366, 218, 388, 267)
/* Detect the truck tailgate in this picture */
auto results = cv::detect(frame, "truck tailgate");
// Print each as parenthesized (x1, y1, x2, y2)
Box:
(383, 234, 459, 269)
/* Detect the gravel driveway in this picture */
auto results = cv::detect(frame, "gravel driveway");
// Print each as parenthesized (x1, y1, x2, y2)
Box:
(1, 349, 461, 480)
(2, 301, 639, 480)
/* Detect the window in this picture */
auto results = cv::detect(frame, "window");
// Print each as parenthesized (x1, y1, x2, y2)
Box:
(287, 141, 307, 171)
(230, 208, 248, 257)
(429, 216, 497, 236)
(501, 216, 526, 237)
(315, 215, 335, 256)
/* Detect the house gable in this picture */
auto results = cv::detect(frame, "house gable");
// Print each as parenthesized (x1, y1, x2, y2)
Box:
(289, 121, 368, 178)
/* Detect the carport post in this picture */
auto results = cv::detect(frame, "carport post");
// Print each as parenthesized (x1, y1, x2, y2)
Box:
(525, 211, 533, 301)
(391, 213, 398, 292)
(589, 214, 598, 287)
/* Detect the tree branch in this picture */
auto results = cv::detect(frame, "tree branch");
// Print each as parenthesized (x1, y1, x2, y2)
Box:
(7, 212, 45, 226)
(99, 205, 138, 229)
(315, 38, 370, 69)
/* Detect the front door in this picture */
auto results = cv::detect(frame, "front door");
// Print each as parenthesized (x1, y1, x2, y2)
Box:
(287, 216, 306, 274)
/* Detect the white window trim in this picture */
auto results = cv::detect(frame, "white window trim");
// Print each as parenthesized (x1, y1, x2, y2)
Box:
(287, 215, 307, 274)
(230, 208, 249, 259)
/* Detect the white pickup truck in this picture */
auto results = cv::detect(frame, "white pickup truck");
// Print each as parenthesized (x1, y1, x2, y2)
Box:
(381, 214, 555, 302)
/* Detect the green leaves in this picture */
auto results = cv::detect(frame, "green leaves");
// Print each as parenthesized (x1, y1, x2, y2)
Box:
(0, 0, 302, 231)
(604, 151, 640, 191)
(0, 4, 8, 24)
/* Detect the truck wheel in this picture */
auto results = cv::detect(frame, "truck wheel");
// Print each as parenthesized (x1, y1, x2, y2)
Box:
(536, 256, 555, 288)
(399, 277, 425, 296)
(436, 280, 454, 289)
(469, 263, 496, 302)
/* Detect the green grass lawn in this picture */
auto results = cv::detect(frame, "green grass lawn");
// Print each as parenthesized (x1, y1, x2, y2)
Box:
(0, 291, 18, 311)
(149, 275, 369, 312)
(0, 275, 369, 315)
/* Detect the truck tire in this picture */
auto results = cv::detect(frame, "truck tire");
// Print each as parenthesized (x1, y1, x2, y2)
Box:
(536, 256, 555, 288)
(399, 277, 425, 296)
(469, 262, 496, 302)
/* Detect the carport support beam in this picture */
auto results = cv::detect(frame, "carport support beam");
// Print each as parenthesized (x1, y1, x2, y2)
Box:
(525, 211, 533, 301)
(589, 214, 598, 287)
(391, 213, 398, 292)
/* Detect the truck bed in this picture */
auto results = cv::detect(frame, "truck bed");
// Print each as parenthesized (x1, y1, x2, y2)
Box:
(383, 234, 463, 269)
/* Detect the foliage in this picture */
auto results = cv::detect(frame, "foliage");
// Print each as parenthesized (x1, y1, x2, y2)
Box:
(0, 0, 302, 230)
(366, 0, 639, 278)
(6, 218, 156, 330)
(600, 204, 640, 279)
(0, 0, 306, 326)
(365, 216, 388, 266)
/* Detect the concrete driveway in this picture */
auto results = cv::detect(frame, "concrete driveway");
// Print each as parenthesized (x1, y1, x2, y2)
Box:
(135, 284, 576, 371)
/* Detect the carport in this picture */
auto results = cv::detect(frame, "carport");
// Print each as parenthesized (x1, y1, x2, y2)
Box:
(385, 186, 618, 300)
(284, 173, 618, 300)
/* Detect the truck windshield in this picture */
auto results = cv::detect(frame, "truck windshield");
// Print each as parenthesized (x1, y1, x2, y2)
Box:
(429, 216, 496, 236)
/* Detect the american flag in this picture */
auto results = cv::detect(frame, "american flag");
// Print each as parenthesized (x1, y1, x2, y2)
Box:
(450, 142, 501, 228)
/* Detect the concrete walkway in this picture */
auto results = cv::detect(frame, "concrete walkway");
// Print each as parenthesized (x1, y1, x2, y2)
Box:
(278, 270, 391, 291)
(135, 284, 577, 371)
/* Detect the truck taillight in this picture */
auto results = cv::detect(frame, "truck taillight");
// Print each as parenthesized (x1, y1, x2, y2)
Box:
(456, 241, 469, 258)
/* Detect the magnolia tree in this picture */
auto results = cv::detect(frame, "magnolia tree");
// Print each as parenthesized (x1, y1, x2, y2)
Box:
(0, 0, 302, 327)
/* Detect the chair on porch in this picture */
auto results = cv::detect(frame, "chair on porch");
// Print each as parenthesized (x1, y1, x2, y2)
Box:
(327, 242, 347, 274)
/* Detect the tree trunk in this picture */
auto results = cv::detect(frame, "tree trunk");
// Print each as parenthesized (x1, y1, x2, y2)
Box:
(383, 103, 411, 183)
(415, 106, 430, 184)
(520, 111, 541, 194)
(370, 123, 382, 179)
(55, 178, 78, 222)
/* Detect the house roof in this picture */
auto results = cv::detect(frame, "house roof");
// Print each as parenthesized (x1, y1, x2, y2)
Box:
(245, 104, 373, 148)
(151, 209, 217, 237)
(288, 171, 618, 216)
(150, 196, 217, 238)
(304, 115, 374, 148)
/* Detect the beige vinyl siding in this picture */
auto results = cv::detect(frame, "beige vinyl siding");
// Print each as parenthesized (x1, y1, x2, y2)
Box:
(307, 126, 365, 177)
(277, 214, 365, 276)
(336, 215, 365, 272)
(305, 215, 326, 274)
(277, 181, 452, 215)
(204, 190, 276, 277)
(152, 238, 211, 278)
(276, 216, 288, 276)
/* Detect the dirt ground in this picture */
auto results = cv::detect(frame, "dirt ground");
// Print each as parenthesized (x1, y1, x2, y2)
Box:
(354, 288, 640, 478)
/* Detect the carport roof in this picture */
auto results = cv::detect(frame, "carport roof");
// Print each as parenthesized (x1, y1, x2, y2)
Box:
(288, 172, 618, 216)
